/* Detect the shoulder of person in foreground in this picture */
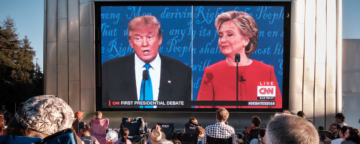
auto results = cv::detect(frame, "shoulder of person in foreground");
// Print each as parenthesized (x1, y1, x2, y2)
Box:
(331, 138, 343, 144)
(0, 135, 42, 144)
(249, 138, 259, 144)
(224, 123, 235, 131)
(205, 123, 216, 129)
(341, 141, 357, 144)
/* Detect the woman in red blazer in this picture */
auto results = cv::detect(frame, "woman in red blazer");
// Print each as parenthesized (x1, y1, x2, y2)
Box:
(196, 11, 282, 109)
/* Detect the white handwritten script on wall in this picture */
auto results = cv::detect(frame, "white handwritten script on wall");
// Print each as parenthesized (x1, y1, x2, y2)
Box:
(100, 6, 285, 100)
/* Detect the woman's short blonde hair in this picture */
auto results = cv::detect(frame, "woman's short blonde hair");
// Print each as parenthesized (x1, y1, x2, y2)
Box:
(215, 11, 259, 57)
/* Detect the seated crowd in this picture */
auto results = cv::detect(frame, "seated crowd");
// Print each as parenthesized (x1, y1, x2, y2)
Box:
(0, 95, 359, 144)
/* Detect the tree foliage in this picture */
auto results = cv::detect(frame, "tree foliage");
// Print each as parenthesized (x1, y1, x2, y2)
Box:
(0, 17, 43, 112)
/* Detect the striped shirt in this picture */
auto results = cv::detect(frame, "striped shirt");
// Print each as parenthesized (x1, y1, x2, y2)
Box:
(203, 122, 236, 144)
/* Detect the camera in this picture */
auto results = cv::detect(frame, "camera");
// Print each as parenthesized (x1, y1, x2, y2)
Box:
(320, 135, 326, 141)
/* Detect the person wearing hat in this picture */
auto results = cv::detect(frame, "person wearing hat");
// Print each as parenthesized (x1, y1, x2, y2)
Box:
(106, 130, 118, 144)
(0, 95, 77, 143)
(73, 111, 85, 137)
(335, 113, 347, 127)
(328, 113, 348, 132)
(147, 129, 166, 144)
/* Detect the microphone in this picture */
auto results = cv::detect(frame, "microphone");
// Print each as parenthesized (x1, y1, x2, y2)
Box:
(235, 53, 240, 62)
(235, 53, 240, 106)
(143, 70, 148, 80)
(142, 70, 148, 103)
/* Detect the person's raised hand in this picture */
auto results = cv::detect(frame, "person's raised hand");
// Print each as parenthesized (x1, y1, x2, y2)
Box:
(324, 136, 332, 143)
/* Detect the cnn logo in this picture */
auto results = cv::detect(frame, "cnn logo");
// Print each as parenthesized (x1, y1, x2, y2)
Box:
(257, 86, 276, 96)
(112, 101, 120, 105)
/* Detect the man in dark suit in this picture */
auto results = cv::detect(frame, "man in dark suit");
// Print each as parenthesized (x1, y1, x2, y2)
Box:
(102, 15, 192, 108)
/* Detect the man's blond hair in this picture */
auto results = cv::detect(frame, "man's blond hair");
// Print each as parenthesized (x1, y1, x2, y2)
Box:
(216, 108, 229, 122)
(127, 15, 162, 40)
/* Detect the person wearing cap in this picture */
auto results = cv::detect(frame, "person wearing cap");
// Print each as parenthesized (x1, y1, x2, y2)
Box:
(0, 95, 78, 143)
(106, 130, 118, 144)
(73, 111, 85, 136)
(335, 113, 347, 127)
(328, 113, 348, 133)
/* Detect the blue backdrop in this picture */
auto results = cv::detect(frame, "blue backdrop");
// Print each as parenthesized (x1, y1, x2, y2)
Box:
(100, 5, 284, 101)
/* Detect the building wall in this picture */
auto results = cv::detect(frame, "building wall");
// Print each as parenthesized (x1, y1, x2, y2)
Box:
(44, 0, 342, 130)
(342, 40, 360, 129)
(341, 0, 360, 130)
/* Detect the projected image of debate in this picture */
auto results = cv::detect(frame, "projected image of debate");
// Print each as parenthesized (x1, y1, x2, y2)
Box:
(99, 5, 285, 109)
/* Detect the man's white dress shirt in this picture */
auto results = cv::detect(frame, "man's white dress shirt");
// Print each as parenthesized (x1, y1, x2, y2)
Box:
(134, 53, 161, 103)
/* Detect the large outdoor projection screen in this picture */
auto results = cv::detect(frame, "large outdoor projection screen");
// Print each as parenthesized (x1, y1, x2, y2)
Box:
(95, 2, 291, 111)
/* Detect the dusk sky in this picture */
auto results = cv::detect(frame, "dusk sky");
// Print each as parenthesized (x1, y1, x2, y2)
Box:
(0, 0, 44, 71)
